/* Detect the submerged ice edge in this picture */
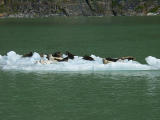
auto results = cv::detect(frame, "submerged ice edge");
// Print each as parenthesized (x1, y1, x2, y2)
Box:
(0, 51, 160, 71)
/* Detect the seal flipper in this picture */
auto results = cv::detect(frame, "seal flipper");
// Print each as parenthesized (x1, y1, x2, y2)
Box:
(57, 57, 69, 62)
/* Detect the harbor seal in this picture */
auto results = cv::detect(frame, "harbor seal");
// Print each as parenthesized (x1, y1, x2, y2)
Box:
(53, 52, 62, 58)
(23, 52, 33, 57)
(47, 54, 63, 61)
(58, 57, 69, 62)
(66, 51, 74, 59)
(120, 56, 135, 61)
(83, 55, 94, 61)
(103, 56, 136, 64)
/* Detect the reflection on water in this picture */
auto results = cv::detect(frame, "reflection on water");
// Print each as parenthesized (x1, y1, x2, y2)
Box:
(0, 70, 160, 120)
(2, 69, 160, 80)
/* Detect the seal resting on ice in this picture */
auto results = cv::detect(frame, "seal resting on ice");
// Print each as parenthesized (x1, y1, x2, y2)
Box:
(66, 51, 74, 59)
(103, 56, 135, 64)
(121, 56, 135, 61)
(53, 52, 62, 58)
(38, 53, 69, 64)
(23, 52, 33, 57)
(83, 55, 94, 61)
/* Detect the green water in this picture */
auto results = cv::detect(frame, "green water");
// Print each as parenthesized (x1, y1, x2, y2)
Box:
(0, 17, 160, 120)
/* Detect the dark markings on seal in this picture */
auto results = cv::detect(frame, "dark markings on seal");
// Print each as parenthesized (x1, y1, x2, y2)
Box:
(66, 51, 74, 59)
(83, 55, 94, 61)
(40, 53, 46, 57)
(120, 56, 135, 61)
(53, 52, 62, 57)
(23, 52, 33, 57)
(105, 57, 119, 62)
(57, 57, 69, 62)
(46, 54, 50, 60)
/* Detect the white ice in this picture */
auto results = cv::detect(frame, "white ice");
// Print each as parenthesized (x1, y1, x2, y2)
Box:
(0, 51, 159, 71)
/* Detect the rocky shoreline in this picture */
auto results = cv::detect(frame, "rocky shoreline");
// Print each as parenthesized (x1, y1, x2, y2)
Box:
(0, 12, 159, 19)
(0, 0, 160, 18)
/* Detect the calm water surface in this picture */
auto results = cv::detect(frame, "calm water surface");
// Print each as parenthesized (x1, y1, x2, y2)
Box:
(0, 17, 160, 120)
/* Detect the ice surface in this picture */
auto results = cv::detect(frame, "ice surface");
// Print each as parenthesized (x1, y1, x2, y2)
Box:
(145, 56, 160, 69)
(0, 51, 159, 72)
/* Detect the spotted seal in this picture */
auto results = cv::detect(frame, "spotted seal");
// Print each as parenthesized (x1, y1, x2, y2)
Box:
(82, 55, 94, 61)
(66, 51, 74, 59)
